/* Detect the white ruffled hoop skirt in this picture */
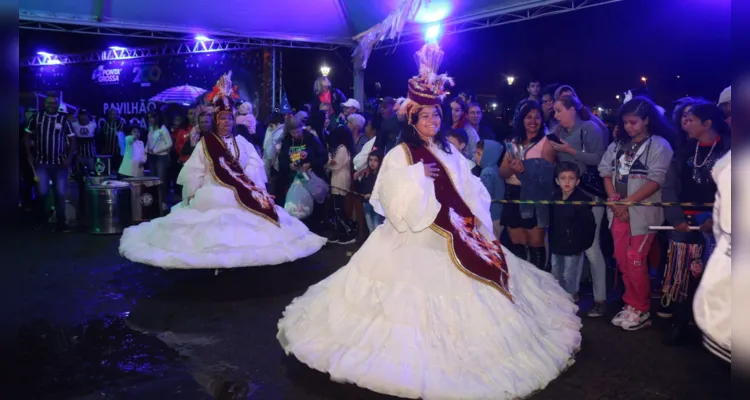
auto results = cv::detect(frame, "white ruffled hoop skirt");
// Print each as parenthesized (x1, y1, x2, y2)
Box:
(277, 224, 581, 400)
(119, 185, 327, 269)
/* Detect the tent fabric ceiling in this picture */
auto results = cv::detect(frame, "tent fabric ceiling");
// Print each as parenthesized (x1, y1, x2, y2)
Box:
(20, 0, 564, 46)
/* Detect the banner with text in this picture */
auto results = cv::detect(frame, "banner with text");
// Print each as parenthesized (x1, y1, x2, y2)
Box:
(20, 50, 264, 130)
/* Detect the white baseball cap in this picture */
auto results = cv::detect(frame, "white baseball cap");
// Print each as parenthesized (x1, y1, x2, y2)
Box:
(341, 99, 361, 110)
(718, 86, 731, 105)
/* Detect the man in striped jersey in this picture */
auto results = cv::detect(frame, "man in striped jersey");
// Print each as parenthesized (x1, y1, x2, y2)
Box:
(24, 93, 76, 232)
(100, 108, 126, 171)
(73, 109, 98, 175)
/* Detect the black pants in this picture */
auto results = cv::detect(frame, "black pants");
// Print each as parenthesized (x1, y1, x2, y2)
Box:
(332, 194, 354, 235)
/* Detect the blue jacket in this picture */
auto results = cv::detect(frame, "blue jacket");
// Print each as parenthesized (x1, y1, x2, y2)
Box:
(478, 140, 505, 221)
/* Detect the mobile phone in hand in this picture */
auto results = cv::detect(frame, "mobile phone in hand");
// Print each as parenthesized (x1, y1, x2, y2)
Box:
(505, 142, 517, 158)
(546, 134, 563, 144)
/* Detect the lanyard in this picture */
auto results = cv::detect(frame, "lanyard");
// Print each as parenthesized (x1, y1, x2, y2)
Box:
(616, 137, 651, 177)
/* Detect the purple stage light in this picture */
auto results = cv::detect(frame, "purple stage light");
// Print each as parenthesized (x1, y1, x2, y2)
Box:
(109, 46, 127, 51)
(195, 35, 211, 42)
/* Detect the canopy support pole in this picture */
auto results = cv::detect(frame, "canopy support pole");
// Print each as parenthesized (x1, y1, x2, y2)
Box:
(353, 54, 365, 110)
(278, 50, 283, 109)
(271, 48, 277, 109)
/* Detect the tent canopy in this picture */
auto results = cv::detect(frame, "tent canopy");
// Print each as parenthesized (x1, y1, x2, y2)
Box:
(20, 0, 575, 46)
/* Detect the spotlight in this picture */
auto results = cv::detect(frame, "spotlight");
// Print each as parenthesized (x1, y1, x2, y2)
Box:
(195, 35, 211, 42)
(320, 65, 331, 77)
(506, 76, 515, 86)
(109, 46, 127, 51)
(424, 25, 441, 43)
(37, 51, 53, 57)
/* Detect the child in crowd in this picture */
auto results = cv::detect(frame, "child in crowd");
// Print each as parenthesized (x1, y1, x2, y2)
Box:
(118, 125, 147, 178)
(549, 161, 596, 302)
(447, 128, 469, 158)
(599, 97, 674, 331)
(473, 139, 505, 239)
(326, 125, 357, 244)
(358, 151, 385, 233)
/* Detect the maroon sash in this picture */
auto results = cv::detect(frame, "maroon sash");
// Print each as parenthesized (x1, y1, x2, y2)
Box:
(202, 134, 279, 227)
(402, 143, 513, 302)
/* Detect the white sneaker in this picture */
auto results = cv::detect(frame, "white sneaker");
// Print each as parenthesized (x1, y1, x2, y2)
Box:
(611, 305, 633, 327)
(621, 309, 652, 331)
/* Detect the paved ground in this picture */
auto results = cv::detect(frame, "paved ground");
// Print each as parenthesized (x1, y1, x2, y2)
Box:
(0, 225, 731, 400)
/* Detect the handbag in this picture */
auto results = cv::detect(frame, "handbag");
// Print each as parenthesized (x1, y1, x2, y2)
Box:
(578, 128, 607, 199)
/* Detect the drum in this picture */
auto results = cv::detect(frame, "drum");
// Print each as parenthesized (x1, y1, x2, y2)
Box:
(94, 155, 113, 176)
(122, 176, 163, 222)
(86, 181, 132, 235)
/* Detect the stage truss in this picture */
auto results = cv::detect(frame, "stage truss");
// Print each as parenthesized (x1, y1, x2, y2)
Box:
(20, 0, 624, 66)
(19, 21, 342, 67)
(376, 0, 625, 49)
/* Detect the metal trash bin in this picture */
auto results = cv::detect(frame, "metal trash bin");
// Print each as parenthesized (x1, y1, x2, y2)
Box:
(122, 176, 163, 222)
(86, 180, 133, 235)
(87, 175, 117, 186)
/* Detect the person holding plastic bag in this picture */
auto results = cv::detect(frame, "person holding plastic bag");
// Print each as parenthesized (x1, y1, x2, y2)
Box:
(325, 125, 357, 244)
(278, 116, 328, 231)
(119, 72, 326, 269)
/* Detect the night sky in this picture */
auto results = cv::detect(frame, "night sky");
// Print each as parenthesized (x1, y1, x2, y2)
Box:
(20, 0, 730, 112)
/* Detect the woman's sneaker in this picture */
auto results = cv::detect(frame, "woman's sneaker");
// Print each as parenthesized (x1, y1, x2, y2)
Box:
(587, 302, 606, 318)
(621, 309, 652, 331)
(611, 305, 633, 327)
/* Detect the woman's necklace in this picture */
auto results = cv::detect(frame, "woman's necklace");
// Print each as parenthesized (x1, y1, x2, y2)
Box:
(691, 135, 719, 184)
(693, 138, 718, 168)
(217, 133, 239, 161)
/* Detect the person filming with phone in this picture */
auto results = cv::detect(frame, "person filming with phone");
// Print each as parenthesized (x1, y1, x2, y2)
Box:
(551, 94, 609, 317)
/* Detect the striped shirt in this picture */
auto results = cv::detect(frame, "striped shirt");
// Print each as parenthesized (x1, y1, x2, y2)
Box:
(73, 121, 98, 158)
(101, 119, 125, 156)
(26, 113, 75, 165)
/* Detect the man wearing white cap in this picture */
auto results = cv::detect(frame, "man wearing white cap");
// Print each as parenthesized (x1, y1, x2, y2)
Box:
(718, 86, 731, 127)
(335, 99, 360, 128)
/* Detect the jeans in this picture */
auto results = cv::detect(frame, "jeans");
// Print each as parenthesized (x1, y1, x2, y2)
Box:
(516, 158, 555, 227)
(612, 217, 655, 313)
(148, 154, 170, 207)
(36, 163, 70, 225)
(551, 253, 585, 295)
(585, 206, 607, 302)
(363, 201, 384, 232)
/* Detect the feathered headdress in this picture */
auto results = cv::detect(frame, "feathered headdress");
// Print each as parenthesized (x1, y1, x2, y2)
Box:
(395, 42, 454, 124)
(206, 71, 241, 118)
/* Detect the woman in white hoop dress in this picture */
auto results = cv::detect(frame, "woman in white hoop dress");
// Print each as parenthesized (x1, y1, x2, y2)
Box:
(119, 72, 326, 269)
(277, 44, 581, 400)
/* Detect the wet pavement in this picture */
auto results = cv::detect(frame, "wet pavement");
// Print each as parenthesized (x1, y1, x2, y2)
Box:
(1, 226, 731, 400)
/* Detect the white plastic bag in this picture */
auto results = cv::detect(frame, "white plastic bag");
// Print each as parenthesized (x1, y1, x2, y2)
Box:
(284, 178, 313, 219)
(300, 171, 329, 204)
